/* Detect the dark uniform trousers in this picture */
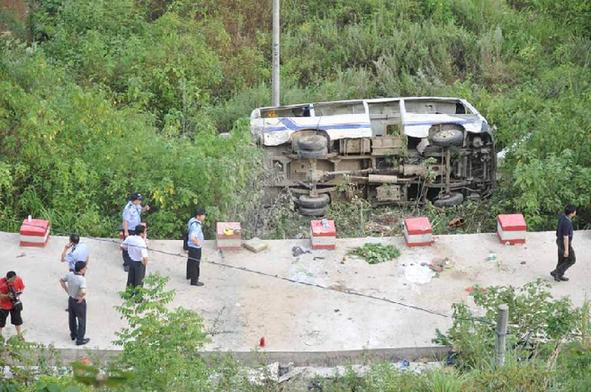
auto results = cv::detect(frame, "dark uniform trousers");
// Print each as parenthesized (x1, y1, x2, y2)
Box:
(187, 247, 202, 285)
(127, 260, 146, 288)
(68, 297, 86, 344)
(555, 240, 576, 277)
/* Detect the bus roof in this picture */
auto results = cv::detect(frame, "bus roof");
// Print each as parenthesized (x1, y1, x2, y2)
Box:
(254, 96, 464, 111)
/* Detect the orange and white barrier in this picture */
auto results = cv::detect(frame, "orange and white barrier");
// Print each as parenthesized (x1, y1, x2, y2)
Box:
(19, 218, 50, 247)
(497, 214, 527, 244)
(310, 219, 336, 250)
(216, 222, 242, 250)
(404, 217, 433, 247)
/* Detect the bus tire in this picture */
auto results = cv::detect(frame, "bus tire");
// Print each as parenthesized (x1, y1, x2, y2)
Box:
(433, 192, 464, 207)
(298, 194, 330, 209)
(299, 206, 328, 217)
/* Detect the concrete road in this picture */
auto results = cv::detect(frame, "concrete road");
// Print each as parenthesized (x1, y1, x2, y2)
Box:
(0, 230, 589, 352)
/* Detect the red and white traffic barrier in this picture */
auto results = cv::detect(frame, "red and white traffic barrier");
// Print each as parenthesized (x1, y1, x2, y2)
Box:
(404, 217, 433, 247)
(19, 218, 50, 247)
(216, 222, 242, 250)
(497, 214, 527, 244)
(310, 219, 336, 250)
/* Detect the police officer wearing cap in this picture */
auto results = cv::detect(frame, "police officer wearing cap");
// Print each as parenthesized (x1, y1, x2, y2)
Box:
(121, 192, 149, 272)
(187, 208, 206, 286)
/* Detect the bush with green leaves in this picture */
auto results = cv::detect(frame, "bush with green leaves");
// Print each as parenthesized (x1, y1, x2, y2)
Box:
(434, 280, 585, 370)
(113, 273, 210, 390)
(348, 242, 401, 264)
(2, 0, 590, 235)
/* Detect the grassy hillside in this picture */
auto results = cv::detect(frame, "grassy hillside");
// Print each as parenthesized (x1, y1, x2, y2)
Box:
(0, 0, 589, 237)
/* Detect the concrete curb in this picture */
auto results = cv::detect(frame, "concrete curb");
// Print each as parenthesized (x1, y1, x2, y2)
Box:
(50, 346, 450, 367)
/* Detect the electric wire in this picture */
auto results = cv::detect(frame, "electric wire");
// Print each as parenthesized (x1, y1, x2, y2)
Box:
(16, 220, 495, 326)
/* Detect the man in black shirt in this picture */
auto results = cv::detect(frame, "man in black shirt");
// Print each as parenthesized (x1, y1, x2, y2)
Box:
(550, 204, 576, 282)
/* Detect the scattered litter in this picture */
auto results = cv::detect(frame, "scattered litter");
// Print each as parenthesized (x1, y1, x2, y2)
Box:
(259, 336, 266, 348)
(313, 256, 325, 261)
(465, 286, 488, 295)
(16, 252, 26, 258)
(399, 359, 410, 369)
(243, 238, 268, 253)
(520, 261, 526, 265)
(292, 246, 311, 257)
(304, 330, 323, 346)
(404, 263, 435, 284)
(448, 217, 465, 228)
(486, 252, 497, 262)
(334, 309, 340, 313)
(428, 257, 451, 273)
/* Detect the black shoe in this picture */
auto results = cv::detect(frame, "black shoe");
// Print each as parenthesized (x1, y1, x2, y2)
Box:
(550, 271, 560, 282)
(71, 336, 76, 341)
(559, 276, 569, 281)
(76, 338, 90, 346)
(124, 266, 129, 272)
(191, 282, 204, 287)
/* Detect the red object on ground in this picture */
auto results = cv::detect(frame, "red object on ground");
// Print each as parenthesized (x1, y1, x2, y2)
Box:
(310, 220, 337, 250)
(259, 336, 266, 348)
(19, 219, 50, 247)
(497, 214, 527, 244)
(404, 217, 433, 247)
(79, 356, 92, 366)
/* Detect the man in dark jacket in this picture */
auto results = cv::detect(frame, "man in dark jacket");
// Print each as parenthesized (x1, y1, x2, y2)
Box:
(550, 204, 577, 282)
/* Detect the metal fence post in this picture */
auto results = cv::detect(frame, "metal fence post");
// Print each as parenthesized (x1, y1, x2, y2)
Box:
(495, 304, 509, 366)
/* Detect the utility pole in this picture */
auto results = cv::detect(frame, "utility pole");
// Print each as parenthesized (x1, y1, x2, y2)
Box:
(495, 304, 509, 366)
(272, 0, 280, 107)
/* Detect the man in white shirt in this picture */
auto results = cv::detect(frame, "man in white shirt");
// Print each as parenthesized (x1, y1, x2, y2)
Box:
(120, 224, 149, 289)
(60, 234, 90, 272)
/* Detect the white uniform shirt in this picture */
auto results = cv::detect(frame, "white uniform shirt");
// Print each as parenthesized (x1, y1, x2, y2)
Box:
(122, 235, 148, 262)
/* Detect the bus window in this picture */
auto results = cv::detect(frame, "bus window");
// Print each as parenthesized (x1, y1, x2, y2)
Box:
(261, 105, 311, 118)
(314, 101, 365, 116)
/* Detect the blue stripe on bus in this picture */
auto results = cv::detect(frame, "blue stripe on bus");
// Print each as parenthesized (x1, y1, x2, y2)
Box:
(404, 119, 475, 126)
(264, 118, 371, 133)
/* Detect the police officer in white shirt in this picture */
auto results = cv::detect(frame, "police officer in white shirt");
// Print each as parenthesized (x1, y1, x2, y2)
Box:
(60, 234, 90, 272)
(121, 192, 149, 272)
(120, 224, 149, 290)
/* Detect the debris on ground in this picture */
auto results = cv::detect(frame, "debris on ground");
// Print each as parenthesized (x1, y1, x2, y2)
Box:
(243, 237, 268, 253)
(16, 252, 26, 258)
(347, 243, 400, 264)
(404, 263, 435, 284)
(292, 246, 311, 257)
(420, 257, 451, 273)
(465, 286, 488, 295)
(428, 257, 451, 273)
(448, 217, 465, 228)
